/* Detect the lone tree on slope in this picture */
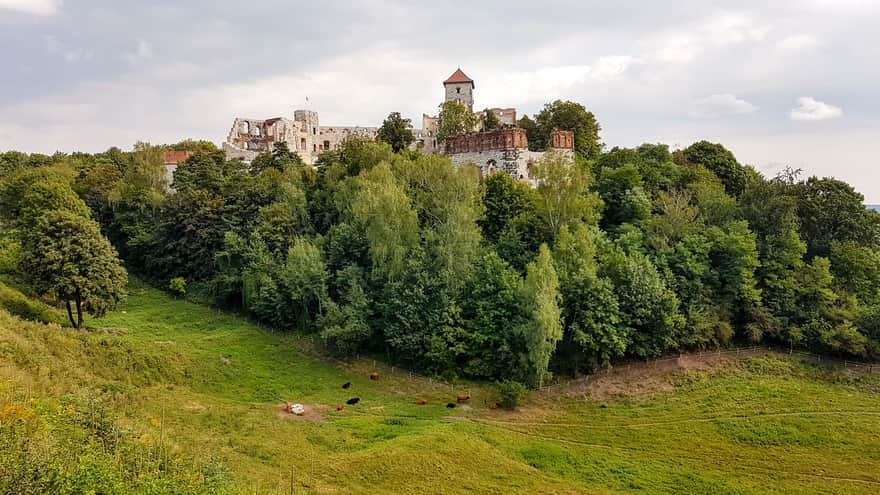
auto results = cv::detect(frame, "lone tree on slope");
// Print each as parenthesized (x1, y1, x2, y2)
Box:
(20, 210, 128, 328)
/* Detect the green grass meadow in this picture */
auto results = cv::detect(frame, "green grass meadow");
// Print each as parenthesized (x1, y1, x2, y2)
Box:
(1, 282, 879, 494)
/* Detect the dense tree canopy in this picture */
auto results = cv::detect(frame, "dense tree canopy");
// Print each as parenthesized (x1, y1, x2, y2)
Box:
(376, 112, 415, 152)
(3, 101, 880, 385)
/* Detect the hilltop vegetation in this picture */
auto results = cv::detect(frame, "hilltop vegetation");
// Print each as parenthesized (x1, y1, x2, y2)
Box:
(1, 285, 879, 493)
(2, 104, 880, 491)
(3, 108, 880, 385)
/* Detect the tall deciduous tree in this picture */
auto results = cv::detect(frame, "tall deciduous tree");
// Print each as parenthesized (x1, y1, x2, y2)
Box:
(533, 100, 602, 159)
(351, 163, 419, 280)
(796, 176, 880, 258)
(376, 112, 415, 152)
(681, 141, 747, 198)
(437, 101, 478, 142)
(522, 244, 563, 387)
(531, 151, 603, 241)
(19, 210, 127, 328)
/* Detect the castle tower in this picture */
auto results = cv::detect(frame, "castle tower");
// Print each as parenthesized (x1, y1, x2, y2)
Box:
(443, 68, 475, 111)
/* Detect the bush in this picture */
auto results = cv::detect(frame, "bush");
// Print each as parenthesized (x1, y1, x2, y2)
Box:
(168, 277, 187, 298)
(496, 380, 528, 409)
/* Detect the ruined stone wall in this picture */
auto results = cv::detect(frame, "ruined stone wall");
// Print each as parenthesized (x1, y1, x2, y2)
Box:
(447, 148, 529, 182)
(444, 128, 528, 154)
(549, 128, 575, 149)
(415, 114, 440, 154)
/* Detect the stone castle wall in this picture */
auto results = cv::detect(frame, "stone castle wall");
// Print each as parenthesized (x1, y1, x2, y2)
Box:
(224, 113, 377, 164)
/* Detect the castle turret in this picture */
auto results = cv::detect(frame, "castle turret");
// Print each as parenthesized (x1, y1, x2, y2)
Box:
(443, 68, 475, 111)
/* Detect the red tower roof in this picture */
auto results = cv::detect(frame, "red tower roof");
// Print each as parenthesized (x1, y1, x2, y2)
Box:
(443, 68, 474, 87)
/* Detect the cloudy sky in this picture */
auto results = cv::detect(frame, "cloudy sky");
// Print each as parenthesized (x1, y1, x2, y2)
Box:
(1, 0, 878, 200)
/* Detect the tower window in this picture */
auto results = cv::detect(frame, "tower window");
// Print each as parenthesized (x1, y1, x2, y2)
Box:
(456, 87, 461, 94)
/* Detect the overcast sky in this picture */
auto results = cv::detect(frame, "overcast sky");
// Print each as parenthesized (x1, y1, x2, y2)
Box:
(1, 0, 878, 200)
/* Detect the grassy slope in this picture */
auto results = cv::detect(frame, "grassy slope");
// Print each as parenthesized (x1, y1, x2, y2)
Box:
(2, 283, 879, 494)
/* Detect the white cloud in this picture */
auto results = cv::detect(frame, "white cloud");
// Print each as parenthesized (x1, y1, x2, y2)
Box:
(0, 0, 61, 15)
(705, 12, 771, 45)
(776, 34, 820, 51)
(123, 40, 153, 66)
(656, 36, 698, 63)
(690, 94, 757, 118)
(589, 56, 636, 81)
(45, 35, 93, 64)
(790, 97, 843, 121)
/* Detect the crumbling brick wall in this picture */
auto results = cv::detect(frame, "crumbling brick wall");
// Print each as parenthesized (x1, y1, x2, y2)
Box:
(444, 128, 528, 154)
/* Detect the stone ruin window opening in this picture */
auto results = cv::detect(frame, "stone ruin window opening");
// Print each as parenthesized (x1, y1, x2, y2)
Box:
(323, 140, 331, 151)
(456, 87, 461, 94)
(300, 138, 306, 150)
(313, 127, 317, 135)
(313, 144, 317, 152)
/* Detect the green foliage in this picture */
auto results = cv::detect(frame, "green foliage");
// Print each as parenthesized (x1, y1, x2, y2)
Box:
(553, 226, 628, 371)
(0, 282, 67, 325)
(600, 245, 681, 358)
(351, 162, 419, 280)
(250, 141, 306, 175)
(377, 111, 415, 152)
(796, 176, 880, 258)
(168, 277, 187, 298)
(531, 100, 602, 159)
(481, 108, 501, 131)
(19, 211, 127, 328)
(522, 244, 563, 387)
(437, 101, 478, 142)
(681, 141, 747, 197)
(531, 151, 603, 241)
(595, 165, 651, 229)
(496, 380, 528, 409)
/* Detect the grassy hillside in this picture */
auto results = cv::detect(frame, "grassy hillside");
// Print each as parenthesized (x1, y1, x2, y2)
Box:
(1, 282, 879, 494)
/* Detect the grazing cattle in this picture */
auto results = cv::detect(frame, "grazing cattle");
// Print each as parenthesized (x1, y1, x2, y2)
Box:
(337, 404, 345, 411)
(346, 397, 361, 405)
(342, 382, 351, 389)
(415, 399, 427, 405)
(370, 372, 380, 381)
(456, 394, 470, 403)
(283, 402, 292, 413)
(446, 403, 456, 408)
(489, 402, 499, 410)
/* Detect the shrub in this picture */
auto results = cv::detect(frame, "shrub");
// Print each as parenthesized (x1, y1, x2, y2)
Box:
(496, 380, 528, 409)
(168, 277, 187, 298)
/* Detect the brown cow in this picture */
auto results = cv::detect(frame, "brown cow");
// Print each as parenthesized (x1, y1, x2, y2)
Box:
(415, 399, 427, 405)
(456, 394, 470, 403)
(370, 372, 380, 381)
(337, 404, 345, 412)
(489, 402, 499, 410)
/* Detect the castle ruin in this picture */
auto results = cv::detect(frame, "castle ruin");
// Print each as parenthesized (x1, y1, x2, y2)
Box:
(223, 68, 573, 183)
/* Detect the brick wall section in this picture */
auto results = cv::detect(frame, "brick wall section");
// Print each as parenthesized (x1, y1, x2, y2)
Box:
(162, 151, 194, 165)
(444, 128, 529, 154)
(549, 128, 574, 149)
